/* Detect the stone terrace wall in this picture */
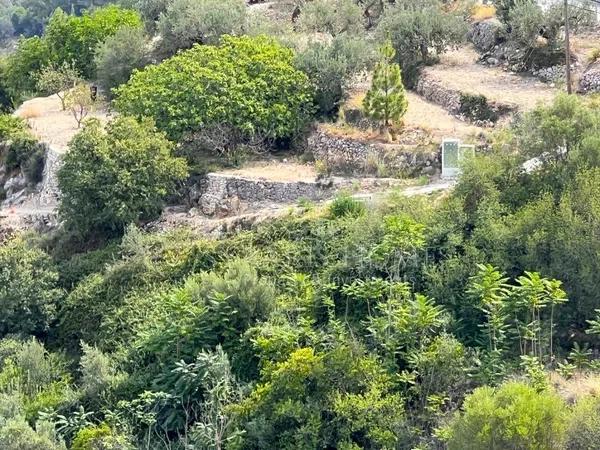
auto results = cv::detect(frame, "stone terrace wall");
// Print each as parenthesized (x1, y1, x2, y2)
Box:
(195, 172, 403, 218)
(415, 71, 516, 123)
(308, 129, 439, 177)
(197, 173, 335, 216)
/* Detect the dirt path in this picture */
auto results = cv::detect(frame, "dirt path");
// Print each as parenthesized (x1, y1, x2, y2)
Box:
(424, 46, 558, 111)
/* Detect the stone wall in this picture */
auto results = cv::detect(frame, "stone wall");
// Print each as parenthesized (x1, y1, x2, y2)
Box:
(415, 71, 515, 124)
(308, 129, 439, 177)
(194, 171, 403, 218)
(415, 75, 462, 114)
(196, 173, 335, 216)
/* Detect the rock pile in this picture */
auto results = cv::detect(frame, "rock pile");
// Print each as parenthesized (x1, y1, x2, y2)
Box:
(579, 62, 600, 93)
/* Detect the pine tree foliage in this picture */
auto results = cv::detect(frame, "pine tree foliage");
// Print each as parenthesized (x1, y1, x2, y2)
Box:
(362, 41, 408, 138)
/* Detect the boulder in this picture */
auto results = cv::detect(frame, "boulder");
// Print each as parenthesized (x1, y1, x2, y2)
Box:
(469, 18, 505, 53)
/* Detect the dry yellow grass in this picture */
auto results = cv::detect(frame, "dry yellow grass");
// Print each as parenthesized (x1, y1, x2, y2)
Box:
(550, 371, 600, 405)
(220, 161, 317, 182)
(471, 4, 496, 21)
(16, 104, 43, 120)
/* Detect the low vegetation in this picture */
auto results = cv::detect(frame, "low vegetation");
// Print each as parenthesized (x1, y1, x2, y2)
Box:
(2, 1, 600, 449)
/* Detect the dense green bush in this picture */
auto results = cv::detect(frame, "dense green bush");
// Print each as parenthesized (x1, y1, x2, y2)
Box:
(328, 193, 367, 218)
(376, 4, 466, 86)
(3, 36, 51, 101)
(0, 238, 62, 338)
(57, 117, 187, 235)
(114, 35, 314, 143)
(297, 0, 364, 37)
(294, 33, 374, 117)
(445, 382, 567, 450)
(94, 25, 149, 96)
(0, 116, 46, 186)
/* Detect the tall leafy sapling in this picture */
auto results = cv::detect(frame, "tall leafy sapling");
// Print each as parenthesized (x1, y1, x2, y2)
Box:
(363, 41, 408, 141)
(36, 62, 81, 111)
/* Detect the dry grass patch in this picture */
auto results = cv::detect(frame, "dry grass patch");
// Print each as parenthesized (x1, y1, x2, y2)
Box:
(16, 104, 43, 120)
(471, 4, 496, 21)
(550, 371, 600, 404)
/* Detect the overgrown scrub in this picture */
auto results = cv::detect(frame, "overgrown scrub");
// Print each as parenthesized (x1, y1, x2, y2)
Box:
(376, 2, 467, 86)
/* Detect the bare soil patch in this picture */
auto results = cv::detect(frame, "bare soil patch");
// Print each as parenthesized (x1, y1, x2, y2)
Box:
(14, 94, 110, 153)
(425, 46, 558, 111)
(219, 161, 317, 182)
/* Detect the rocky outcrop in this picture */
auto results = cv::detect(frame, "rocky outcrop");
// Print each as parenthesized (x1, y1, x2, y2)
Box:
(469, 19, 506, 53)
(309, 129, 439, 177)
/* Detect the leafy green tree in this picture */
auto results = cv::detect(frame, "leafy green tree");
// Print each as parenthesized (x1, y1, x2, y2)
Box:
(156, 0, 246, 58)
(445, 382, 567, 450)
(377, 4, 466, 86)
(36, 62, 81, 110)
(363, 41, 408, 141)
(297, 0, 364, 37)
(94, 25, 149, 96)
(4, 36, 52, 101)
(295, 34, 374, 117)
(114, 35, 314, 143)
(44, 5, 143, 79)
(64, 83, 95, 128)
(57, 117, 188, 235)
(0, 238, 62, 338)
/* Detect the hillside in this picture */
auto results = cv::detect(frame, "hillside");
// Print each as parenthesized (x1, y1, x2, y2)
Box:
(2, 1, 600, 449)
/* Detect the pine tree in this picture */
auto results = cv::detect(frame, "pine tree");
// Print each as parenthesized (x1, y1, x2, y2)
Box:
(363, 41, 408, 141)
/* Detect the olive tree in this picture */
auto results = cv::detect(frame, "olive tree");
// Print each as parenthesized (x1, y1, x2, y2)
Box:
(156, 0, 246, 57)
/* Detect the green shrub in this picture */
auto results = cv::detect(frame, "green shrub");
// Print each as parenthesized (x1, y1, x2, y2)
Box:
(57, 117, 188, 235)
(565, 395, 600, 450)
(71, 423, 134, 450)
(377, 4, 467, 87)
(0, 238, 62, 338)
(114, 35, 314, 143)
(295, 34, 374, 117)
(297, 0, 364, 37)
(3, 36, 51, 101)
(445, 381, 567, 450)
(94, 26, 149, 96)
(459, 93, 499, 123)
(0, 114, 26, 140)
(329, 193, 367, 218)
(0, 417, 66, 450)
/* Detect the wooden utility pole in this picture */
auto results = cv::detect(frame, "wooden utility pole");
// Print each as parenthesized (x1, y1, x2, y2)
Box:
(565, 0, 572, 94)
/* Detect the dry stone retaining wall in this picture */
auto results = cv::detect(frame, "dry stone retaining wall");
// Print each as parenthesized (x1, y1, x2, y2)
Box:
(308, 129, 439, 177)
